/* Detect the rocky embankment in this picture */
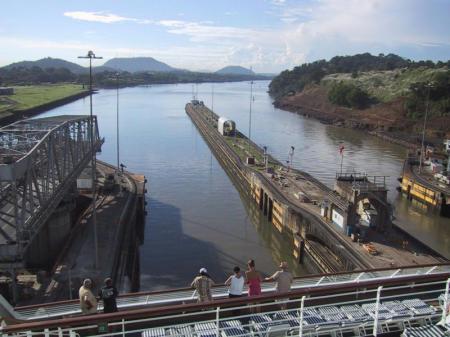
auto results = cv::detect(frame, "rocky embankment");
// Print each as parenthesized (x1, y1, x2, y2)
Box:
(274, 84, 450, 148)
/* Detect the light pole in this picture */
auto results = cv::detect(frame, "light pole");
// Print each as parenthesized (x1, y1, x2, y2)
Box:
(419, 82, 433, 173)
(211, 83, 214, 109)
(248, 80, 254, 152)
(116, 73, 120, 173)
(78, 50, 102, 268)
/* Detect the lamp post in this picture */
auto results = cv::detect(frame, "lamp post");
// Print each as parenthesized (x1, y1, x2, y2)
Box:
(419, 82, 433, 173)
(211, 83, 214, 111)
(248, 80, 254, 152)
(78, 50, 102, 268)
(116, 73, 120, 173)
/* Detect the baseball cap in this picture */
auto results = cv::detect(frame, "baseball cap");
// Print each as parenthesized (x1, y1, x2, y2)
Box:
(199, 267, 208, 274)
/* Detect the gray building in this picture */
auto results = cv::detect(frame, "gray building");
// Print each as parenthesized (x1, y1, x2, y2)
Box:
(0, 87, 14, 95)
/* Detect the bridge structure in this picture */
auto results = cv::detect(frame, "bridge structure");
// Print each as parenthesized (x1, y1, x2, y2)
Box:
(0, 115, 103, 266)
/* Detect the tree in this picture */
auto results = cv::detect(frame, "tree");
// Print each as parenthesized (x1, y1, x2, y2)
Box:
(328, 82, 371, 109)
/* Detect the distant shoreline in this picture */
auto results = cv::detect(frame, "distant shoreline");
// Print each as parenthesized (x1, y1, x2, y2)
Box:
(0, 90, 90, 126)
(273, 99, 418, 149)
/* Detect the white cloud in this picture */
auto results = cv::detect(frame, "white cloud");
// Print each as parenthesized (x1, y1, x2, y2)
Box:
(271, 0, 286, 6)
(3, 2, 450, 72)
(63, 11, 152, 24)
(157, 20, 264, 42)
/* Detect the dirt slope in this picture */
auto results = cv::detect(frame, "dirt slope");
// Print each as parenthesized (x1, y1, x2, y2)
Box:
(274, 84, 450, 146)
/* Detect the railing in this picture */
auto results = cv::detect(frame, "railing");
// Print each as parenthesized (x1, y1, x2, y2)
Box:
(7, 264, 450, 322)
(2, 275, 449, 337)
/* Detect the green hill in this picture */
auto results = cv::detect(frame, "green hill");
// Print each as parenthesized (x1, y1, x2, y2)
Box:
(216, 66, 255, 75)
(3, 57, 86, 74)
(321, 67, 448, 103)
(103, 57, 176, 73)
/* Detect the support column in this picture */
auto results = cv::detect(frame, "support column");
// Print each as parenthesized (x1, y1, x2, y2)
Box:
(25, 198, 75, 268)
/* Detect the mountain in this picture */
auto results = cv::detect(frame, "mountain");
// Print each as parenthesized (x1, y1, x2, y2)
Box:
(215, 66, 255, 75)
(103, 57, 176, 73)
(2, 57, 87, 74)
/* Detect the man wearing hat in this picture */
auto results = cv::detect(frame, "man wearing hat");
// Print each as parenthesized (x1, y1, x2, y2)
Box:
(98, 277, 118, 313)
(265, 261, 293, 293)
(265, 261, 293, 309)
(191, 268, 214, 303)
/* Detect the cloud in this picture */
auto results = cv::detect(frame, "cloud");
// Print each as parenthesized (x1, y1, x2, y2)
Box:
(271, 0, 286, 5)
(3, 1, 449, 72)
(157, 20, 264, 42)
(63, 11, 152, 24)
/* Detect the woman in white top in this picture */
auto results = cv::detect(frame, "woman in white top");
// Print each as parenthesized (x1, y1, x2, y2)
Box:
(225, 266, 245, 298)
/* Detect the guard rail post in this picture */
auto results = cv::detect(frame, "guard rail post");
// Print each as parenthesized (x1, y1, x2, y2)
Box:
(441, 278, 450, 323)
(372, 286, 383, 337)
(298, 295, 305, 337)
(216, 306, 220, 337)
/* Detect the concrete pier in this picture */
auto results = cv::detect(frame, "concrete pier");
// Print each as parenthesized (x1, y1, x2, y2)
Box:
(185, 102, 446, 273)
(13, 161, 147, 305)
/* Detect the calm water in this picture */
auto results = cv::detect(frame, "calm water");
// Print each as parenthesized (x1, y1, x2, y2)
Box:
(38, 81, 449, 290)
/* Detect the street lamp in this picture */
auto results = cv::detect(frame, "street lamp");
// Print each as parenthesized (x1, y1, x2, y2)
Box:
(116, 73, 120, 173)
(78, 50, 102, 268)
(248, 80, 254, 152)
(419, 82, 434, 173)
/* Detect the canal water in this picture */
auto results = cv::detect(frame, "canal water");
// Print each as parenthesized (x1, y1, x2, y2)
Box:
(38, 81, 449, 291)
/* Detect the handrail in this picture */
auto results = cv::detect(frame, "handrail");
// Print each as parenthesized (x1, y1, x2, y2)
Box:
(3, 274, 448, 334)
(15, 263, 450, 311)
(3, 266, 450, 332)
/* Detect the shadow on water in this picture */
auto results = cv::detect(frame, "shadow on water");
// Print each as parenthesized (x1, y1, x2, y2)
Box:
(237, 188, 306, 278)
(140, 198, 224, 290)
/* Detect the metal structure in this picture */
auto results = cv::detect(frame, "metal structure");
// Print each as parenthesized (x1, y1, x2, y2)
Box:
(78, 50, 102, 268)
(3, 264, 449, 321)
(0, 115, 103, 262)
(419, 82, 434, 173)
(0, 265, 449, 337)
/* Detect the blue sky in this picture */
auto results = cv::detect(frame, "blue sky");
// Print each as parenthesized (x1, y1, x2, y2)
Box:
(0, 0, 449, 72)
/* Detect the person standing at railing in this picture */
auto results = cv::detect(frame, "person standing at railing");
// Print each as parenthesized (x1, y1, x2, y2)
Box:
(98, 278, 118, 313)
(225, 266, 245, 298)
(265, 261, 293, 309)
(246, 259, 262, 313)
(191, 268, 214, 303)
(246, 259, 262, 297)
(79, 279, 98, 314)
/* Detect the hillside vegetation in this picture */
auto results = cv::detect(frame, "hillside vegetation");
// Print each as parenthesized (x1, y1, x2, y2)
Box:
(0, 63, 270, 88)
(270, 53, 450, 143)
(322, 67, 448, 103)
(269, 53, 418, 97)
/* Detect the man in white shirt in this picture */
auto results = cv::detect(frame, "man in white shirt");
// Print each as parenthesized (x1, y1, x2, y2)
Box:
(79, 279, 98, 314)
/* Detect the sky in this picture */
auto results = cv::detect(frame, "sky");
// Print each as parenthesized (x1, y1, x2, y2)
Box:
(0, 0, 449, 73)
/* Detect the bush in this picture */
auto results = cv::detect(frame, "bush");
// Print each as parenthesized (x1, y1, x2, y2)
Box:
(405, 70, 450, 119)
(328, 82, 371, 109)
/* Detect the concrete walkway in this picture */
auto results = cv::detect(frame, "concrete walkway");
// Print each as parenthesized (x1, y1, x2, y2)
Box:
(37, 162, 135, 303)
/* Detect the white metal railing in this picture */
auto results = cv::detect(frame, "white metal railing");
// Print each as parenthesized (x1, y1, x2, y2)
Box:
(10, 265, 450, 321)
(3, 277, 449, 337)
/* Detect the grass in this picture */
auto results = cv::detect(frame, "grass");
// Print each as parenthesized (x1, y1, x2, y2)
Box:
(0, 84, 87, 115)
(321, 67, 447, 102)
(223, 135, 280, 172)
